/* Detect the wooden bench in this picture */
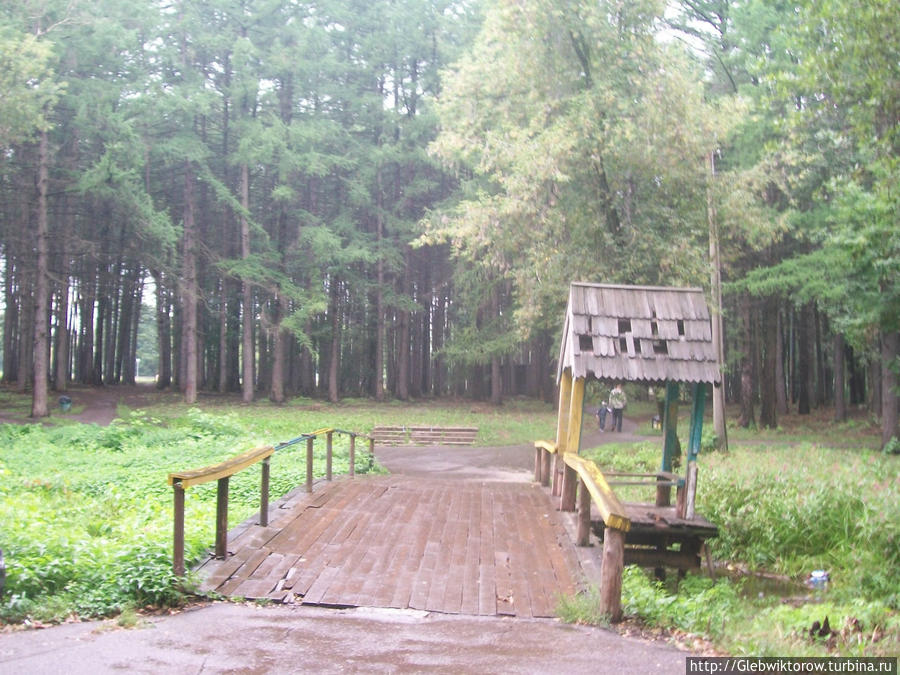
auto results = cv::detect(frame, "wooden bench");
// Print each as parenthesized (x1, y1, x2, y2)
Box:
(371, 425, 478, 446)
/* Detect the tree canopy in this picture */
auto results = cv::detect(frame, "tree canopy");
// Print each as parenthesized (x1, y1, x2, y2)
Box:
(0, 0, 896, 447)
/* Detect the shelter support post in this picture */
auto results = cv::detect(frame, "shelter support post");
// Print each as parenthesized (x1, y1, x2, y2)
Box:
(681, 383, 706, 519)
(560, 372, 585, 511)
(657, 382, 680, 506)
(555, 369, 572, 500)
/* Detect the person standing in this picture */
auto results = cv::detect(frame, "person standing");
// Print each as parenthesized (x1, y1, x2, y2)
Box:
(596, 401, 610, 431)
(609, 383, 627, 432)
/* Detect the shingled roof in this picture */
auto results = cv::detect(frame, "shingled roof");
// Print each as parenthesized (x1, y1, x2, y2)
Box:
(557, 282, 720, 384)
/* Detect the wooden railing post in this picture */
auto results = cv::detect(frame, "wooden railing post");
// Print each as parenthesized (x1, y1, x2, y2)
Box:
(561, 463, 577, 511)
(552, 454, 564, 498)
(534, 446, 542, 483)
(540, 448, 552, 488)
(326, 431, 333, 481)
(259, 457, 270, 527)
(215, 477, 229, 559)
(306, 436, 314, 493)
(368, 437, 374, 457)
(349, 435, 356, 477)
(173, 483, 185, 576)
(576, 478, 591, 546)
(599, 526, 625, 622)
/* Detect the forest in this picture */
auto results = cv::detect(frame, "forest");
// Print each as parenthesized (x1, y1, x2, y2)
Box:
(1, 0, 897, 449)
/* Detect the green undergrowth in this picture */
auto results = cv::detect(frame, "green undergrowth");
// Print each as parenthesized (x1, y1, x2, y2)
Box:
(0, 397, 556, 624)
(574, 436, 899, 656)
(0, 408, 372, 623)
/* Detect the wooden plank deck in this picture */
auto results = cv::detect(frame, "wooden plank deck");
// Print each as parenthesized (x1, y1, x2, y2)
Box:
(196, 476, 581, 619)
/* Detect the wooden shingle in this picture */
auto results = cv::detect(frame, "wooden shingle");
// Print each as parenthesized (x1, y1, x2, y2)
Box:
(559, 283, 720, 384)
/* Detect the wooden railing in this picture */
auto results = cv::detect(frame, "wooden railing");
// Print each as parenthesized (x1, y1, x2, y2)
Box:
(534, 440, 631, 621)
(167, 428, 373, 576)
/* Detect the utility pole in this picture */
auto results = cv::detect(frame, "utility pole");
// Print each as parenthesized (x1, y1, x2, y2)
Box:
(708, 151, 728, 450)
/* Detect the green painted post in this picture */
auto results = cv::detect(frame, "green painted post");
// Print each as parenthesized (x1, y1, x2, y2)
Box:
(661, 382, 680, 472)
(687, 383, 707, 463)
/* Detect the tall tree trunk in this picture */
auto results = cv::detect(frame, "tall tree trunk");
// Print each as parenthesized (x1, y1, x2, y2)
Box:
(327, 279, 341, 403)
(882, 330, 899, 450)
(17, 279, 34, 394)
(218, 277, 228, 392)
(77, 273, 96, 385)
(738, 294, 755, 428)
(707, 151, 727, 447)
(269, 294, 287, 403)
(814, 307, 827, 407)
(3, 255, 19, 384)
(374, 219, 385, 400)
(31, 130, 50, 417)
(797, 303, 811, 415)
(126, 275, 142, 385)
(54, 219, 71, 392)
(397, 252, 410, 400)
(775, 308, 788, 415)
(420, 253, 433, 397)
(153, 270, 172, 388)
(490, 286, 502, 405)
(759, 297, 778, 429)
(833, 333, 847, 422)
(181, 163, 199, 404)
(240, 163, 254, 403)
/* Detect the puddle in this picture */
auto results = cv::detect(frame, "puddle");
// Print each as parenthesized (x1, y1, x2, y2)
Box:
(712, 565, 826, 604)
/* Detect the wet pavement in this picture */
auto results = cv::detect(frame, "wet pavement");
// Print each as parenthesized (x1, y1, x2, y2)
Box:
(0, 602, 689, 674)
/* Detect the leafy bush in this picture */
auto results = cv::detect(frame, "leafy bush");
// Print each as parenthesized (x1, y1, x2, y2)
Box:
(698, 443, 900, 607)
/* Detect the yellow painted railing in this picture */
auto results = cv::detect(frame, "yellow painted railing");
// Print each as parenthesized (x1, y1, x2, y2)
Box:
(167, 427, 373, 576)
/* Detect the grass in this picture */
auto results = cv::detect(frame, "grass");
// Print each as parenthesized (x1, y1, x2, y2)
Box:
(576, 411, 899, 657)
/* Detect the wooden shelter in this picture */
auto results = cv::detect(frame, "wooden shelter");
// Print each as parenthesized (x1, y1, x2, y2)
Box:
(536, 282, 721, 619)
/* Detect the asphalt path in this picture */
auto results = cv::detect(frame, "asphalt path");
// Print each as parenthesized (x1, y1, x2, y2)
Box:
(0, 603, 689, 674)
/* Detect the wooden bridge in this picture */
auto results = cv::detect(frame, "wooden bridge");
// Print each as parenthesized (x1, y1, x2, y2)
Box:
(194, 474, 579, 618)
(173, 434, 585, 620)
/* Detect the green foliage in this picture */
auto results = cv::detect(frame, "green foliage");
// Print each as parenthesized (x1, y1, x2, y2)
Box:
(0, 27, 63, 147)
(619, 568, 899, 656)
(699, 443, 900, 606)
(569, 433, 899, 655)
(623, 567, 742, 640)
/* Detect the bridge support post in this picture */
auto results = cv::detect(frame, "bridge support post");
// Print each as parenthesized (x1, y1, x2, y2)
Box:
(173, 483, 185, 576)
(215, 477, 229, 559)
(326, 431, 333, 481)
(306, 437, 314, 493)
(349, 435, 356, 477)
(599, 526, 625, 622)
(260, 457, 270, 527)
